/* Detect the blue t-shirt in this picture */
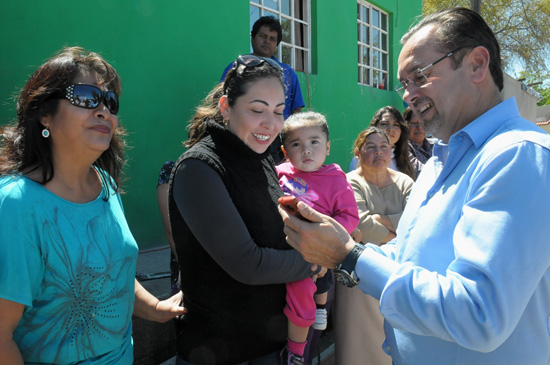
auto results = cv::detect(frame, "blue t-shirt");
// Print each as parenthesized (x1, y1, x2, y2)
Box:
(0, 173, 138, 364)
(220, 55, 305, 119)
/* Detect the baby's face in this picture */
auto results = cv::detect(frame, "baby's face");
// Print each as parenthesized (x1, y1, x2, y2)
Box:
(282, 126, 330, 172)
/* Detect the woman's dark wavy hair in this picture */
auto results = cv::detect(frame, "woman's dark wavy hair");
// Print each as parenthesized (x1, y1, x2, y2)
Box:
(371, 106, 416, 180)
(185, 59, 284, 148)
(0, 46, 126, 196)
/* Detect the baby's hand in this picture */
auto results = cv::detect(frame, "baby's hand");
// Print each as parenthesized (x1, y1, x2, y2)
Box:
(351, 228, 362, 243)
(312, 266, 328, 282)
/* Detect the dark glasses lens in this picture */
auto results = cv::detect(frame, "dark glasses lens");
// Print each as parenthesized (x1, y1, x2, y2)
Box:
(63, 84, 119, 115)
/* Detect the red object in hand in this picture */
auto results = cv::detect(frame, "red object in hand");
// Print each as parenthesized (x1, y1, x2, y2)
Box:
(278, 195, 300, 217)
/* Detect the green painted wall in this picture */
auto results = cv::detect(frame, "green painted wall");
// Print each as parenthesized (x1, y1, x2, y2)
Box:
(0, 0, 421, 249)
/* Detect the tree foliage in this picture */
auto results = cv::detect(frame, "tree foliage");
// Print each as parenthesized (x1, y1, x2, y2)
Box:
(422, 0, 550, 86)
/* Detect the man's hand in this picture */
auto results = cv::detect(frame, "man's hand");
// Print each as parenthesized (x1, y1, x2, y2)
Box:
(279, 200, 356, 268)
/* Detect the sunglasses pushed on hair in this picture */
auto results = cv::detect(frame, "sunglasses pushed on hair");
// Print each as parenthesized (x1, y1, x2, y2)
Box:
(231, 54, 283, 73)
(58, 84, 119, 115)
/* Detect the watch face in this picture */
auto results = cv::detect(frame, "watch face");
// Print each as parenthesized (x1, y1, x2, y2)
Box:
(335, 269, 359, 288)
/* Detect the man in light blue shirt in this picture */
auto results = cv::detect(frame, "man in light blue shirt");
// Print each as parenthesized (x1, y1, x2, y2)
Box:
(280, 8, 550, 364)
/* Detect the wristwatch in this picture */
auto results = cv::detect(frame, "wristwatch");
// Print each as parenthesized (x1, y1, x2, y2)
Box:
(334, 243, 365, 287)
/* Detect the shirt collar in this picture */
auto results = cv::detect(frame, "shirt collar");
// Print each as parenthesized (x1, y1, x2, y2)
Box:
(454, 97, 521, 149)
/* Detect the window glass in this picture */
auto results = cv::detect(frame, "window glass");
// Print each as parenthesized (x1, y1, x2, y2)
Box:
(264, 0, 278, 11)
(281, 0, 290, 15)
(357, 1, 389, 89)
(281, 17, 291, 43)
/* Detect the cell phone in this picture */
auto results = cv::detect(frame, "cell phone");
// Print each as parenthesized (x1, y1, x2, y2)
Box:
(278, 195, 310, 221)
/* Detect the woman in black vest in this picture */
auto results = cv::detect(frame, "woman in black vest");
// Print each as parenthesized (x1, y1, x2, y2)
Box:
(169, 55, 318, 365)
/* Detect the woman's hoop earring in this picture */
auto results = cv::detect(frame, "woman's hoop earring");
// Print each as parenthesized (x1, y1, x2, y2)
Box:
(42, 127, 50, 138)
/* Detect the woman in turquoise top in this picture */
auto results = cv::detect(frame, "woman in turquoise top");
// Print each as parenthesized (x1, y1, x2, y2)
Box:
(0, 47, 184, 364)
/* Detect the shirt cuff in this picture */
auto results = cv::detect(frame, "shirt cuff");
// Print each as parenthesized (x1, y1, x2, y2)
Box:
(356, 245, 399, 300)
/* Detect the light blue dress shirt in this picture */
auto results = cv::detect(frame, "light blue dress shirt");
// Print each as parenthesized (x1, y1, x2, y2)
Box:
(356, 98, 550, 364)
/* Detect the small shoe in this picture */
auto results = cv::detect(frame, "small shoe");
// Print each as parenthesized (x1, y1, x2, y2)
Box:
(312, 308, 327, 330)
(280, 347, 306, 365)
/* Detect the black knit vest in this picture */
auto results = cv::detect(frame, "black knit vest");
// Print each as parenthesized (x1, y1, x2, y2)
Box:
(169, 121, 288, 364)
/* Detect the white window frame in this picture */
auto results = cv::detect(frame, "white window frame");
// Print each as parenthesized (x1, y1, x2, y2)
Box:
(250, 0, 311, 73)
(357, 1, 389, 90)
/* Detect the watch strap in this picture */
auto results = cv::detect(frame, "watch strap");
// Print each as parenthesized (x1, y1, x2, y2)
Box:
(337, 243, 365, 273)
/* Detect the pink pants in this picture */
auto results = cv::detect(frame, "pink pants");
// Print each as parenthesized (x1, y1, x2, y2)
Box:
(284, 277, 317, 328)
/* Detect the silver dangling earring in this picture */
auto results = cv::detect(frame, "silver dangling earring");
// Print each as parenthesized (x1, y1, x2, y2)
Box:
(42, 127, 50, 138)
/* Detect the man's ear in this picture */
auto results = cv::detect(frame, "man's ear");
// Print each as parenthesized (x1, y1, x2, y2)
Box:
(326, 140, 331, 156)
(469, 46, 490, 85)
(219, 95, 230, 120)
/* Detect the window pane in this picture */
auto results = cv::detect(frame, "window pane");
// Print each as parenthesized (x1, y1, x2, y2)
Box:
(361, 25, 367, 44)
(363, 67, 370, 85)
(363, 46, 369, 65)
(373, 69, 380, 88)
(357, 3, 361, 20)
(265, 0, 278, 11)
(295, 21, 307, 48)
(372, 9, 379, 28)
(381, 13, 387, 30)
(294, 0, 306, 19)
(373, 50, 380, 68)
(281, 17, 291, 43)
(295, 49, 306, 72)
(250, 6, 260, 26)
(281, 0, 290, 16)
(381, 72, 388, 89)
(363, 6, 368, 23)
(358, 67, 362, 84)
(382, 53, 388, 70)
(382, 33, 387, 51)
(373, 29, 380, 48)
(251, 0, 260, 3)
(282, 45, 292, 65)
(357, 45, 361, 63)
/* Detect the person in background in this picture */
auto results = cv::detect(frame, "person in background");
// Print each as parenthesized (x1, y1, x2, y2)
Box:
(220, 15, 305, 164)
(279, 7, 550, 364)
(0, 47, 184, 364)
(349, 106, 419, 180)
(370, 106, 418, 180)
(403, 106, 434, 176)
(277, 111, 359, 363)
(335, 127, 413, 365)
(169, 55, 318, 365)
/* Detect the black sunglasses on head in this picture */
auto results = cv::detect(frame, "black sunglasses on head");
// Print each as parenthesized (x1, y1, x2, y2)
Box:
(224, 55, 284, 92)
(231, 54, 283, 73)
(57, 84, 119, 115)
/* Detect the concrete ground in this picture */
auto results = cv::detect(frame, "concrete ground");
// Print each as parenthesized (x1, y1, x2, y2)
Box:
(134, 246, 335, 365)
